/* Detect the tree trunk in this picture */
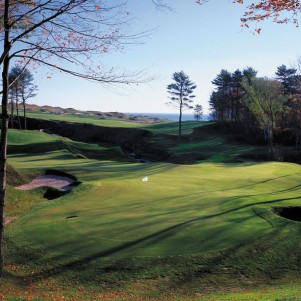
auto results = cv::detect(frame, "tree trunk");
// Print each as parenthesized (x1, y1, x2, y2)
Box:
(178, 103, 182, 140)
(0, 0, 10, 278)
(266, 122, 275, 160)
(16, 96, 21, 130)
(268, 132, 275, 160)
(10, 97, 14, 129)
(23, 98, 27, 130)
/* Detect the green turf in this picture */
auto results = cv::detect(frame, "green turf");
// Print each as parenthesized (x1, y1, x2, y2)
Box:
(143, 120, 205, 135)
(4, 126, 301, 300)
(146, 121, 267, 163)
(7, 130, 301, 259)
(26, 112, 151, 128)
(10, 158, 301, 258)
(26, 111, 202, 134)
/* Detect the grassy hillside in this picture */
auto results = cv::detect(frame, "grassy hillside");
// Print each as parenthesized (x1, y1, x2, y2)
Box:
(142, 121, 268, 163)
(23, 103, 168, 124)
(26, 112, 148, 128)
(2, 124, 301, 300)
(21, 113, 269, 163)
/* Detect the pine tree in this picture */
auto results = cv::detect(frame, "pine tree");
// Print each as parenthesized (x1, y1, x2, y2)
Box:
(194, 104, 203, 121)
(166, 71, 196, 139)
(211, 69, 232, 121)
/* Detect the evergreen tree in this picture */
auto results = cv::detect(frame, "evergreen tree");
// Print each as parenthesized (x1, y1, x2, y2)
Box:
(166, 71, 196, 139)
(276, 64, 298, 95)
(211, 69, 232, 120)
(194, 104, 203, 121)
(230, 69, 243, 122)
(210, 67, 258, 125)
(242, 67, 258, 85)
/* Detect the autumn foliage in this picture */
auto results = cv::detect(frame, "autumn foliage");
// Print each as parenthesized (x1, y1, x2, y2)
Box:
(197, 0, 301, 31)
(234, 0, 301, 27)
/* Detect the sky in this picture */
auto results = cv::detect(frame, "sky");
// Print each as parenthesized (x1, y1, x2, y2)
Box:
(29, 0, 301, 114)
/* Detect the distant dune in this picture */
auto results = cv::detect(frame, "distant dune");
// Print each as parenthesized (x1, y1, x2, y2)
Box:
(24, 104, 168, 124)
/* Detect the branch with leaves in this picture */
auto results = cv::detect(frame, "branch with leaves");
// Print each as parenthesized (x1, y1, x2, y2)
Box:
(197, 0, 301, 32)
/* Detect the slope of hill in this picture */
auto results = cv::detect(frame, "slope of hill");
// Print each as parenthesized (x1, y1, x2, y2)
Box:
(24, 103, 168, 124)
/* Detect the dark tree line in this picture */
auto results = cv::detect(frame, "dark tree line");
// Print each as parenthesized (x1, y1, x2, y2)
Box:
(209, 65, 301, 158)
(209, 67, 257, 124)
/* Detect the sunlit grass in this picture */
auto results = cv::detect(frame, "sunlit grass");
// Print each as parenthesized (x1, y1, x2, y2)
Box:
(7, 130, 301, 259)
(4, 128, 301, 300)
(27, 112, 155, 128)
(144, 120, 208, 135)
(26, 112, 207, 134)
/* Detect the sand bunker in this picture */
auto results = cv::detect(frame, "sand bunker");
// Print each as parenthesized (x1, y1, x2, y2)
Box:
(16, 175, 75, 191)
(5, 216, 17, 226)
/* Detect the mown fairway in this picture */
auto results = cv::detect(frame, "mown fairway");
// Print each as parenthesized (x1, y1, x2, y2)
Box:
(3, 124, 301, 300)
(26, 112, 156, 128)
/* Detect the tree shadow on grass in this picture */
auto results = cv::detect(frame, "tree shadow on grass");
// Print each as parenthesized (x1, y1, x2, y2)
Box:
(8, 193, 300, 286)
(8, 141, 64, 154)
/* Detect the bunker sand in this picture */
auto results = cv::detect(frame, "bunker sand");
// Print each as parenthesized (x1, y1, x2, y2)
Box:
(16, 175, 74, 191)
(5, 216, 17, 226)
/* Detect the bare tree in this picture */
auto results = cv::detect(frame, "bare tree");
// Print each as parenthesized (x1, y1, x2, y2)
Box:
(8, 65, 37, 130)
(0, 0, 152, 277)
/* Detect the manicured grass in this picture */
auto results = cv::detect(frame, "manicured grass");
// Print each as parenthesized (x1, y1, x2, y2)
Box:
(26, 111, 202, 134)
(144, 120, 206, 135)
(3, 127, 301, 300)
(27, 112, 151, 128)
(11, 160, 301, 258)
(147, 121, 266, 163)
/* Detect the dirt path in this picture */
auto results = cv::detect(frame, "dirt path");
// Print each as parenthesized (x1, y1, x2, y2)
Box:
(16, 175, 75, 191)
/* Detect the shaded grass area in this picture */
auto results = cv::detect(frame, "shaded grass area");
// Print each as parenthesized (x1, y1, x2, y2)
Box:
(17, 116, 267, 164)
(3, 127, 301, 300)
(142, 121, 205, 135)
(145, 122, 267, 164)
(8, 129, 127, 162)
